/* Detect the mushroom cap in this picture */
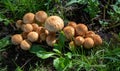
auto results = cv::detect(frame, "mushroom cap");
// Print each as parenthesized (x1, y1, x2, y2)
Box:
(23, 13, 35, 24)
(16, 20, 23, 29)
(83, 37, 94, 49)
(63, 26, 75, 40)
(75, 24, 88, 37)
(74, 36, 85, 46)
(39, 28, 49, 41)
(22, 24, 33, 32)
(11, 34, 23, 45)
(92, 34, 102, 46)
(85, 31, 95, 38)
(32, 23, 39, 31)
(67, 21, 77, 29)
(27, 31, 39, 42)
(45, 16, 64, 32)
(46, 34, 56, 46)
(20, 40, 31, 50)
(35, 11, 48, 23)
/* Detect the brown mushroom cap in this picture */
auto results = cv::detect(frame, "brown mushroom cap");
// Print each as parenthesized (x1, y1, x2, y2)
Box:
(32, 23, 39, 31)
(23, 13, 35, 24)
(16, 20, 23, 29)
(67, 21, 77, 29)
(92, 34, 102, 46)
(11, 34, 23, 45)
(83, 37, 94, 49)
(85, 31, 95, 38)
(45, 16, 64, 32)
(39, 28, 49, 41)
(63, 26, 75, 40)
(27, 31, 39, 42)
(35, 11, 48, 23)
(75, 24, 88, 37)
(74, 36, 85, 46)
(46, 34, 56, 46)
(20, 40, 32, 50)
(22, 24, 33, 32)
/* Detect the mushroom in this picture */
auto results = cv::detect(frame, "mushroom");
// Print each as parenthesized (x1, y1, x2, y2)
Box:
(27, 31, 39, 42)
(74, 36, 85, 46)
(45, 16, 64, 32)
(63, 26, 75, 40)
(22, 24, 33, 32)
(83, 37, 94, 49)
(69, 41, 76, 51)
(39, 28, 49, 41)
(67, 21, 77, 29)
(46, 33, 56, 46)
(20, 39, 32, 50)
(35, 11, 48, 24)
(16, 20, 23, 29)
(11, 34, 23, 45)
(75, 24, 88, 37)
(23, 13, 35, 24)
(85, 31, 95, 38)
(92, 34, 102, 46)
(32, 23, 39, 31)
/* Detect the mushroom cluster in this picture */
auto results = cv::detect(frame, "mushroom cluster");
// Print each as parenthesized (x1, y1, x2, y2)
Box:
(63, 21, 102, 49)
(11, 10, 102, 50)
(11, 11, 64, 50)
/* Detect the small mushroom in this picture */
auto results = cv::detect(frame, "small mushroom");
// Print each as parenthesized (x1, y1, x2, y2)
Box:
(32, 23, 39, 31)
(63, 26, 75, 40)
(75, 24, 88, 37)
(22, 24, 33, 32)
(46, 33, 56, 46)
(45, 16, 64, 32)
(35, 11, 48, 24)
(92, 34, 102, 46)
(23, 13, 35, 24)
(74, 36, 85, 46)
(83, 37, 94, 49)
(39, 28, 49, 41)
(16, 20, 23, 29)
(69, 41, 76, 51)
(85, 31, 95, 38)
(11, 34, 23, 45)
(20, 40, 32, 50)
(67, 21, 77, 29)
(27, 31, 39, 42)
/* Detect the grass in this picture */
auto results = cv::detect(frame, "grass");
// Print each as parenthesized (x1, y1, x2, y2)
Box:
(0, 0, 120, 71)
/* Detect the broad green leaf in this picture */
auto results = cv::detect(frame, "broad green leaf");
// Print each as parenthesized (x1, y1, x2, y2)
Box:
(29, 44, 45, 54)
(0, 36, 11, 50)
(36, 51, 55, 59)
(53, 49, 61, 54)
(65, 52, 72, 59)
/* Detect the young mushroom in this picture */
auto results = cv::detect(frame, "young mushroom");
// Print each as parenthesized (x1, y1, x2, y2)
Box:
(46, 33, 56, 47)
(11, 34, 23, 45)
(35, 11, 48, 24)
(39, 28, 49, 41)
(85, 31, 95, 38)
(45, 16, 64, 32)
(23, 13, 35, 24)
(32, 23, 39, 31)
(67, 21, 77, 29)
(92, 34, 102, 46)
(27, 31, 39, 42)
(74, 36, 85, 46)
(20, 39, 32, 50)
(83, 37, 94, 49)
(75, 24, 88, 37)
(63, 26, 75, 40)
(22, 24, 33, 32)
(16, 20, 23, 29)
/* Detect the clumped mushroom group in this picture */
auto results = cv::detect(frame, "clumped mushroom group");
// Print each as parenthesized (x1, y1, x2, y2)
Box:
(11, 10, 102, 51)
